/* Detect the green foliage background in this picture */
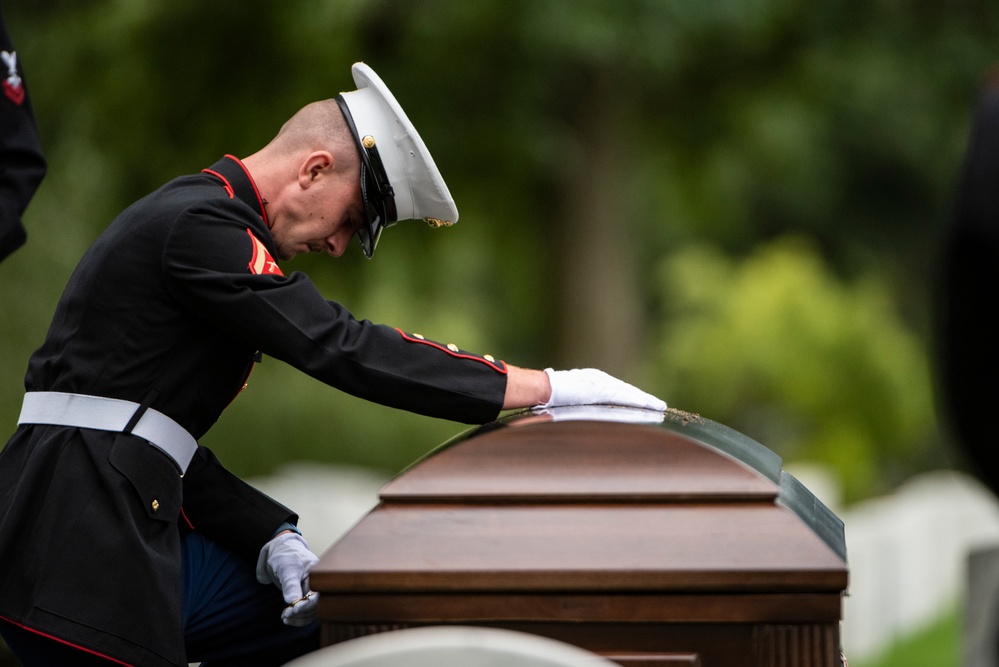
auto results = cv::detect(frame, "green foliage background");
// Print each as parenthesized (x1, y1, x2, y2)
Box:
(2, 0, 997, 503)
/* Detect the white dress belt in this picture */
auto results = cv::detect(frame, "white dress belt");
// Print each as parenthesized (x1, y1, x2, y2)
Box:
(18, 391, 197, 474)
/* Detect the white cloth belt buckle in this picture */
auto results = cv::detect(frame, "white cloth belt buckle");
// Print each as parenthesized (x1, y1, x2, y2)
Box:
(18, 391, 197, 474)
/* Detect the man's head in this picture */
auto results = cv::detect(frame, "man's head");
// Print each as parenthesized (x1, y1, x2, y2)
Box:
(243, 62, 458, 261)
(243, 99, 363, 260)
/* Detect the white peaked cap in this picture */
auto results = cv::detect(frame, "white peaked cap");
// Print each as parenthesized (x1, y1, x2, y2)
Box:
(338, 62, 459, 229)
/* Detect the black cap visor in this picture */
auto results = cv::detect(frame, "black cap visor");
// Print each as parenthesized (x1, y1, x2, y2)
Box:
(336, 96, 397, 258)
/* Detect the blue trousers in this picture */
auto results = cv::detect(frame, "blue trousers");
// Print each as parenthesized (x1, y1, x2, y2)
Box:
(0, 532, 320, 666)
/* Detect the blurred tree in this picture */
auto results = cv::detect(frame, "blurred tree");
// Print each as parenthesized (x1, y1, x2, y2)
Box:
(655, 236, 935, 501)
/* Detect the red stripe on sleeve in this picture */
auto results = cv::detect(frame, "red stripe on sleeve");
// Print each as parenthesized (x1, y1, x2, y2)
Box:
(395, 328, 508, 374)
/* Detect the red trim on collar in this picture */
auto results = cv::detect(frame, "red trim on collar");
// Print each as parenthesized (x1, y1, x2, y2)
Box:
(224, 154, 270, 228)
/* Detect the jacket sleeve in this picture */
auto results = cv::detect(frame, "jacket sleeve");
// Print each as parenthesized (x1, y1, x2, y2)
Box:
(0, 9, 47, 262)
(162, 202, 508, 425)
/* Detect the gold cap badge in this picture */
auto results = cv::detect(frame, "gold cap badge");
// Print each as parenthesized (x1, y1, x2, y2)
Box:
(425, 218, 455, 228)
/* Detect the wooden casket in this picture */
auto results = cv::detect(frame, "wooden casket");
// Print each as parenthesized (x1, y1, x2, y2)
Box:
(310, 406, 849, 666)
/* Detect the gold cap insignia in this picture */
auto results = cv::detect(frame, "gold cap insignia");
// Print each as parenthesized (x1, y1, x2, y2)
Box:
(425, 218, 455, 228)
(362, 135, 376, 149)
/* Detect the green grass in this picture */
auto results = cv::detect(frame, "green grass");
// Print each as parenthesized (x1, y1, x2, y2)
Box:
(849, 607, 959, 667)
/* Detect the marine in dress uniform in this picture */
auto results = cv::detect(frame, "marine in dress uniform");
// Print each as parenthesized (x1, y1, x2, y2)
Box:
(0, 5, 47, 262)
(0, 63, 665, 667)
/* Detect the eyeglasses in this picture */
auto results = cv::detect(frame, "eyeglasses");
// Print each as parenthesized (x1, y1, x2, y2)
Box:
(336, 96, 397, 258)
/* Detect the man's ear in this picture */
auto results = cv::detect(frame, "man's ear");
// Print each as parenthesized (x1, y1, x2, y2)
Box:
(299, 151, 335, 188)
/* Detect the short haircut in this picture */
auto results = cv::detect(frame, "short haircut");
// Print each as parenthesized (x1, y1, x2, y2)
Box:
(270, 99, 359, 173)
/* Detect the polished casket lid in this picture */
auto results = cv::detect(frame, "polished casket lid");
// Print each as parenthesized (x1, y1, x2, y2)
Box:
(311, 406, 848, 595)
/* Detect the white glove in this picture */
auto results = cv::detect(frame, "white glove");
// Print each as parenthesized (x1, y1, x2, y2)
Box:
(256, 531, 320, 627)
(542, 368, 667, 411)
